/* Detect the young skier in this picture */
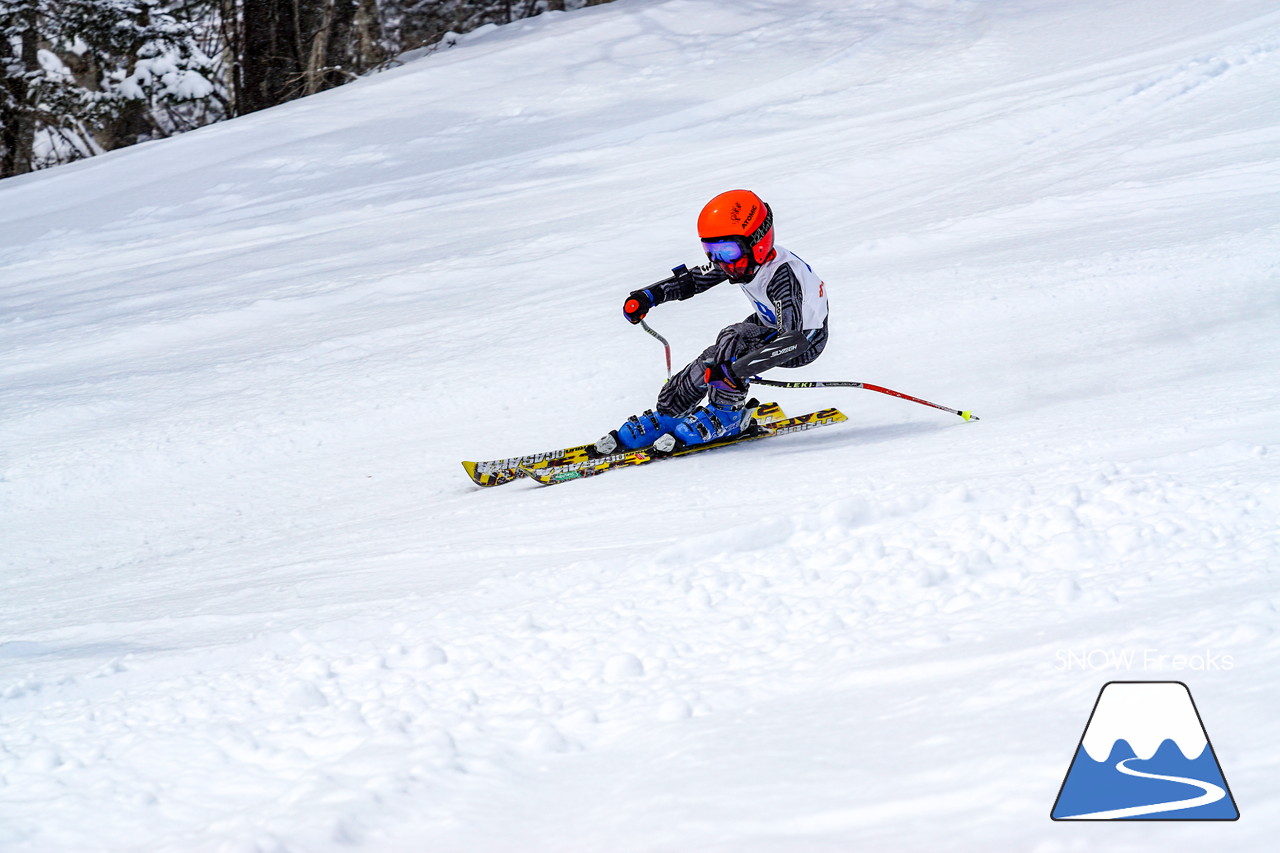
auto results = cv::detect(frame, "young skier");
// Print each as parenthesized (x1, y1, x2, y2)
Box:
(597, 188, 829, 454)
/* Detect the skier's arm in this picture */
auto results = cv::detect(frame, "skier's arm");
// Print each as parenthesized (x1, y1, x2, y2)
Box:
(653, 263, 727, 303)
(726, 329, 821, 382)
(730, 263, 821, 376)
(623, 264, 726, 323)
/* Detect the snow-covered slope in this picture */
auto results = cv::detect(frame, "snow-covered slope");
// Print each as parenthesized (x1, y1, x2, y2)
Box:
(2, 0, 1278, 849)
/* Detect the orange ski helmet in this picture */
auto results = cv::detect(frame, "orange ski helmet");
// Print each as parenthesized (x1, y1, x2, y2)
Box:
(697, 189, 775, 280)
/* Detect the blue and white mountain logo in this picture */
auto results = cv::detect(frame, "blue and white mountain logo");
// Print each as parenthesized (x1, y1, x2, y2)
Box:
(1051, 681, 1239, 820)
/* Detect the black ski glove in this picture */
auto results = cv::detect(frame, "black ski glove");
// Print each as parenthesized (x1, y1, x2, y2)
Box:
(623, 289, 654, 324)
(669, 264, 696, 300)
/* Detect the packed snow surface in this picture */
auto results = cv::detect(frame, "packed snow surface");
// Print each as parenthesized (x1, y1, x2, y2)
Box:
(2, 0, 1278, 850)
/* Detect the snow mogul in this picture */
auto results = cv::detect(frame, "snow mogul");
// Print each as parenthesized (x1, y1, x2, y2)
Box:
(598, 189, 830, 453)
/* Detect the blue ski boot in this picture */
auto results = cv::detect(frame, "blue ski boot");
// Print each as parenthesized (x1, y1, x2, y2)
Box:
(672, 402, 753, 447)
(595, 409, 682, 455)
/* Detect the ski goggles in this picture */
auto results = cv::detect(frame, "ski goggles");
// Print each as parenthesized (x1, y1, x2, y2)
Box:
(701, 237, 749, 264)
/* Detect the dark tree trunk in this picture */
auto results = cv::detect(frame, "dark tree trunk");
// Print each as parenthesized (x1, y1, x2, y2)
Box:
(317, 0, 358, 92)
(0, 4, 39, 176)
(239, 0, 366, 112)
(0, 32, 20, 177)
(239, 0, 308, 114)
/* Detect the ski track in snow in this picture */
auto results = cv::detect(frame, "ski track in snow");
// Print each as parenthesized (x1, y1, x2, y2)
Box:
(2, 0, 1279, 850)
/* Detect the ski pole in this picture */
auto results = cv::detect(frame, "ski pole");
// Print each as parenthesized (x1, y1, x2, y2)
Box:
(748, 376, 979, 421)
(639, 319, 672, 380)
(629, 265, 691, 382)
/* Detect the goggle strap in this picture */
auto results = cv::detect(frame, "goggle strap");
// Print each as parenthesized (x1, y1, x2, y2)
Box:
(748, 204, 773, 248)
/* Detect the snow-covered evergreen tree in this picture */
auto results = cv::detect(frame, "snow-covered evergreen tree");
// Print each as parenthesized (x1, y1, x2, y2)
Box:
(0, 0, 217, 175)
(3, 0, 616, 177)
